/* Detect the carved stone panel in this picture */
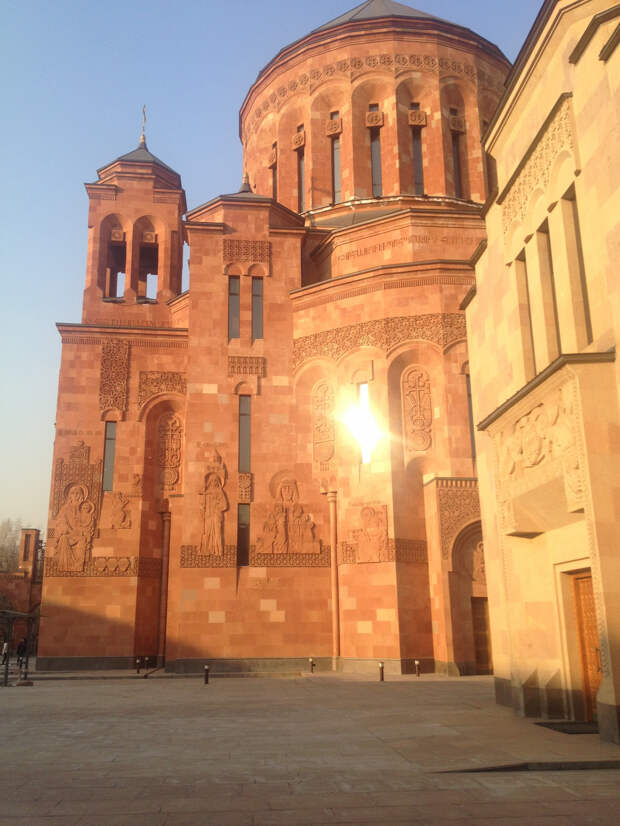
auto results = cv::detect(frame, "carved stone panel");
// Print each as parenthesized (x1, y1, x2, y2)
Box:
(228, 356, 266, 377)
(353, 505, 389, 563)
(312, 381, 335, 464)
(158, 413, 183, 491)
(45, 556, 161, 577)
(436, 479, 481, 560)
(138, 371, 186, 407)
(238, 472, 253, 503)
(222, 239, 270, 264)
(402, 365, 432, 453)
(100, 492, 132, 530)
(52, 442, 102, 521)
(199, 446, 228, 556)
(50, 483, 97, 572)
(99, 339, 129, 413)
(257, 474, 320, 555)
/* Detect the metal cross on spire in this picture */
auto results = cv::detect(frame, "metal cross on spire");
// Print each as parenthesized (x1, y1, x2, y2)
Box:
(139, 105, 147, 147)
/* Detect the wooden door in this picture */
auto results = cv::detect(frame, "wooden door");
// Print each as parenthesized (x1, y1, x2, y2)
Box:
(471, 597, 493, 675)
(573, 572, 602, 721)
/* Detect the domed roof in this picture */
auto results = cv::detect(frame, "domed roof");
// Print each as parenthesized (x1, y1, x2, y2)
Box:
(312, 0, 448, 33)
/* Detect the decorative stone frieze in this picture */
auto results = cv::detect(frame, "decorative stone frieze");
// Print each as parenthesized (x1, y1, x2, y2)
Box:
(138, 371, 186, 406)
(99, 339, 129, 413)
(227, 356, 266, 377)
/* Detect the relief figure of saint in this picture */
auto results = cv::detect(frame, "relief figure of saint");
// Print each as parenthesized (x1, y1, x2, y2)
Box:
(200, 472, 227, 555)
(54, 484, 96, 572)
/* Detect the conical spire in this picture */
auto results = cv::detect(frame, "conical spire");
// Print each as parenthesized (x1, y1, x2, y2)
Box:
(238, 172, 253, 193)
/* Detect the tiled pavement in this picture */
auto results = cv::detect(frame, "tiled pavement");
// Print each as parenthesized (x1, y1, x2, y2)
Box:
(1, 671, 619, 825)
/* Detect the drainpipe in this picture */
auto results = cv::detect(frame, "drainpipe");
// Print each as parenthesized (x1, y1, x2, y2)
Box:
(327, 490, 340, 662)
(157, 503, 171, 666)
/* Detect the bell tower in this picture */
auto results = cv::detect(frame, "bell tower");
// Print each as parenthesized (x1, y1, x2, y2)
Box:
(81, 124, 186, 325)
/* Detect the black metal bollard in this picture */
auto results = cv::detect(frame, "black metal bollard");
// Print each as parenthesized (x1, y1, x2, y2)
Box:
(379, 662, 384, 682)
(309, 658, 315, 674)
(415, 659, 421, 678)
(136, 657, 141, 675)
(204, 665, 209, 685)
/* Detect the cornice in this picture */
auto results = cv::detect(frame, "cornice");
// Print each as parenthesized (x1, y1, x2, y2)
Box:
(477, 350, 616, 431)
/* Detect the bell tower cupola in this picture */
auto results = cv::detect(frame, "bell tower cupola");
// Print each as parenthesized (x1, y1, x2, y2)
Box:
(82, 117, 186, 324)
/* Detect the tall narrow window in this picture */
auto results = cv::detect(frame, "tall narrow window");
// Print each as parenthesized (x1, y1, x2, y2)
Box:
(238, 395, 251, 473)
(330, 111, 341, 204)
(410, 102, 424, 195)
(252, 277, 263, 340)
(450, 108, 463, 199)
(369, 104, 382, 197)
(237, 503, 250, 566)
(23, 534, 31, 562)
(228, 276, 240, 339)
(102, 422, 117, 491)
(297, 124, 305, 212)
(464, 369, 476, 463)
(271, 141, 277, 201)
(138, 242, 158, 300)
(537, 220, 562, 359)
(515, 251, 536, 380)
(563, 185, 593, 345)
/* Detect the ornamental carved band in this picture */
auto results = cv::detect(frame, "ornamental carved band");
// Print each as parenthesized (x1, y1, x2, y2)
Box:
(222, 239, 271, 263)
(158, 413, 183, 490)
(293, 313, 466, 369)
(502, 96, 574, 235)
(312, 382, 335, 463)
(228, 356, 266, 377)
(99, 339, 129, 412)
(402, 366, 432, 453)
(138, 371, 186, 406)
(44, 556, 162, 577)
(435, 478, 481, 560)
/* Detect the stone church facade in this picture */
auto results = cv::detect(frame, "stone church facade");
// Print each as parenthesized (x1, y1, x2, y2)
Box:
(38, 0, 620, 742)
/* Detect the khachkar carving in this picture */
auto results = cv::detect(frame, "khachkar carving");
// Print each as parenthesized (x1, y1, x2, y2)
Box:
(100, 492, 132, 530)
(293, 314, 466, 369)
(244, 54, 501, 140)
(138, 371, 186, 407)
(222, 239, 270, 264)
(436, 479, 481, 560)
(402, 366, 432, 453)
(257, 474, 320, 555)
(199, 447, 228, 556)
(45, 556, 161, 577)
(502, 96, 574, 235)
(312, 382, 335, 464)
(355, 505, 389, 563)
(158, 413, 183, 490)
(51, 484, 97, 572)
(238, 472, 253, 503)
(99, 339, 129, 413)
(496, 378, 584, 519)
(228, 356, 266, 377)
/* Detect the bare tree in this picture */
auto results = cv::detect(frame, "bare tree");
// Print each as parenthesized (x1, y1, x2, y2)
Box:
(0, 519, 23, 572)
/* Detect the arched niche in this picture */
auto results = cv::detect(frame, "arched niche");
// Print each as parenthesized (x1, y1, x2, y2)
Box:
(309, 83, 349, 208)
(395, 77, 436, 196)
(448, 521, 492, 675)
(277, 101, 309, 213)
(98, 213, 128, 298)
(351, 76, 396, 198)
(132, 215, 163, 300)
(439, 81, 470, 199)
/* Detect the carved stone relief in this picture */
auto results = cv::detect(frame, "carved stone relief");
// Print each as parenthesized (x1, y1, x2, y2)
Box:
(51, 484, 97, 572)
(138, 371, 186, 407)
(222, 239, 270, 264)
(502, 96, 574, 235)
(338, 537, 427, 565)
(52, 441, 102, 523)
(100, 492, 132, 530)
(496, 378, 584, 516)
(99, 339, 129, 413)
(228, 356, 266, 377)
(45, 556, 161, 577)
(238, 472, 253, 503)
(199, 447, 228, 556)
(402, 366, 432, 453)
(312, 381, 335, 463)
(158, 413, 183, 491)
(354, 505, 389, 563)
(257, 474, 320, 555)
(293, 313, 466, 369)
(436, 479, 481, 560)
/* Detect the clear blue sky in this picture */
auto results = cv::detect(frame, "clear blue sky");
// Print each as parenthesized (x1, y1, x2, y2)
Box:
(0, 0, 542, 531)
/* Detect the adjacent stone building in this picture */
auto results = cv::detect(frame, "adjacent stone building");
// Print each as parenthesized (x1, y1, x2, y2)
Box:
(39, 0, 509, 677)
(467, 0, 620, 742)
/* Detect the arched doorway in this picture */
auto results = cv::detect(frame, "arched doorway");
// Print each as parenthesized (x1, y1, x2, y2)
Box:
(449, 522, 493, 675)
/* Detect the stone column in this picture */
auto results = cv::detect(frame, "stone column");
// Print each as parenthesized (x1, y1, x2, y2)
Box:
(157, 505, 172, 666)
(327, 490, 340, 661)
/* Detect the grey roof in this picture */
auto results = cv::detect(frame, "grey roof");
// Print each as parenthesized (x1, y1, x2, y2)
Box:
(99, 138, 179, 176)
(312, 0, 448, 32)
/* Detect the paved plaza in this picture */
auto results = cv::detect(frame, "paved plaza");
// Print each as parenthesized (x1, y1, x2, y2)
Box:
(1, 671, 619, 825)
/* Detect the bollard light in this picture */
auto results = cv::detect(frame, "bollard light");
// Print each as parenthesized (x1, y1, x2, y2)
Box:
(415, 659, 421, 678)
(204, 665, 209, 685)
(309, 657, 315, 674)
(136, 657, 141, 674)
(379, 661, 384, 682)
